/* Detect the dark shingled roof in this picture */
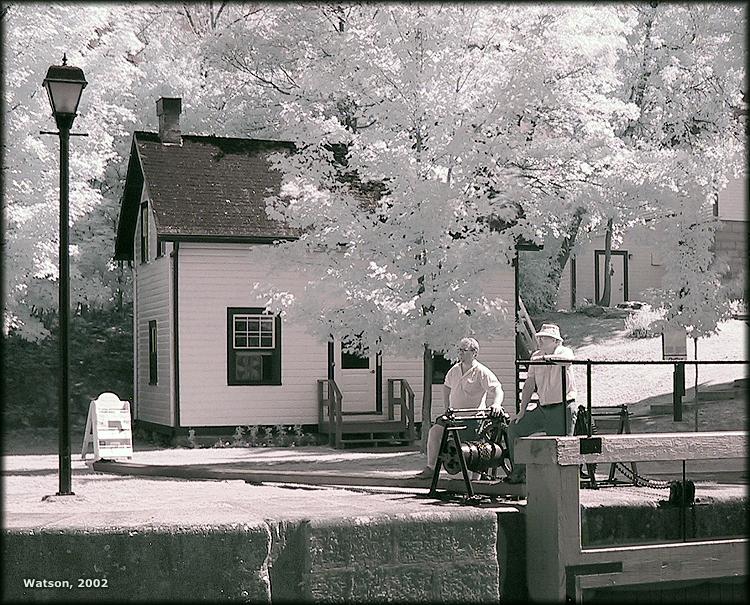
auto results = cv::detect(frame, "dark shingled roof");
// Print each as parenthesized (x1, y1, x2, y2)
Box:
(114, 132, 300, 261)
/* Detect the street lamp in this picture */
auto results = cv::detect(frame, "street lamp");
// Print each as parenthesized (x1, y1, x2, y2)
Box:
(42, 54, 87, 496)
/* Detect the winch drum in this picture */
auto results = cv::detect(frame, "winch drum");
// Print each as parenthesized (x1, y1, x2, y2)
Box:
(442, 439, 510, 475)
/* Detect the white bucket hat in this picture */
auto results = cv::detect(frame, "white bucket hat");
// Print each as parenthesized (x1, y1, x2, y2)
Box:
(536, 323, 562, 341)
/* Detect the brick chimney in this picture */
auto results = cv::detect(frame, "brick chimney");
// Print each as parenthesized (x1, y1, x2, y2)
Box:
(156, 97, 182, 144)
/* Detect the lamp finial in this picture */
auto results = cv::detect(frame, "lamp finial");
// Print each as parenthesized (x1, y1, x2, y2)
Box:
(62, 53, 67, 66)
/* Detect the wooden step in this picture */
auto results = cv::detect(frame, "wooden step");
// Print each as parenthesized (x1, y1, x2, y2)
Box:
(319, 420, 405, 434)
(337, 438, 411, 446)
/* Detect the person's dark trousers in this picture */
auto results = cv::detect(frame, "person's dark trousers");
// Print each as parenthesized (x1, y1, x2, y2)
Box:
(506, 401, 578, 481)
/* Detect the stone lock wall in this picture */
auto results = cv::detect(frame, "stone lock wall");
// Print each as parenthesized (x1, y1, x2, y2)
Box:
(294, 512, 498, 602)
(2, 525, 273, 602)
(3, 511, 499, 604)
(4, 500, 746, 602)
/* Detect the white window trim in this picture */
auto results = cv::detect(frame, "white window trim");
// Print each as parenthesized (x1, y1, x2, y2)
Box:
(233, 314, 276, 350)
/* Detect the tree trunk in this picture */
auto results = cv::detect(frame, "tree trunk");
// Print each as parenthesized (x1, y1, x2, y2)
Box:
(420, 344, 434, 453)
(546, 206, 586, 297)
(693, 337, 699, 402)
(597, 218, 614, 307)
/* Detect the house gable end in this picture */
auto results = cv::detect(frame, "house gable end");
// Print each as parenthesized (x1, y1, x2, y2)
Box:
(114, 136, 145, 261)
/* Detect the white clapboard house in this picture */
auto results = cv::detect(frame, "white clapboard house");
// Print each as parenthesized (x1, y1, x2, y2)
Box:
(114, 97, 528, 446)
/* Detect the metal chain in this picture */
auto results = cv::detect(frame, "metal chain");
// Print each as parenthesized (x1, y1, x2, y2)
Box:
(581, 412, 671, 491)
(612, 461, 671, 490)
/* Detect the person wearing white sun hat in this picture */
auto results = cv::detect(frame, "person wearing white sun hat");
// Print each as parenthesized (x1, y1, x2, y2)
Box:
(504, 323, 578, 484)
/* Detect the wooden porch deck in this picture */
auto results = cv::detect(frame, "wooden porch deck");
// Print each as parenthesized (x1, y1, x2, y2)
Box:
(318, 378, 418, 448)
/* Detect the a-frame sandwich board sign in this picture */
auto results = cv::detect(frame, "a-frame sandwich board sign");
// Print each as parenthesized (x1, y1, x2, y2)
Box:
(81, 392, 133, 461)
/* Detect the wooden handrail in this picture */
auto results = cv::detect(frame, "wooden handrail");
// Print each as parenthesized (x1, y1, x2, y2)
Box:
(317, 378, 344, 447)
(387, 378, 416, 442)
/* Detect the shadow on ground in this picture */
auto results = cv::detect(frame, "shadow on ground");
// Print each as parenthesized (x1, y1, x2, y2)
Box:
(531, 310, 630, 349)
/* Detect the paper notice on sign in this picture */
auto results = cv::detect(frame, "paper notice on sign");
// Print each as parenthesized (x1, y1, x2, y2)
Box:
(81, 392, 133, 461)
(662, 325, 687, 360)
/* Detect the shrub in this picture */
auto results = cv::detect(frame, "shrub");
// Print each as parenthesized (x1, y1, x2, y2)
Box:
(231, 425, 247, 447)
(577, 302, 606, 317)
(2, 305, 133, 429)
(259, 425, 274, 447)
(624, 305, 665, 338)
(273, 424, 289, 446)
(205, 424, 320, 449)
(246, 425, 260, 446)
(728, 299, 747, 316)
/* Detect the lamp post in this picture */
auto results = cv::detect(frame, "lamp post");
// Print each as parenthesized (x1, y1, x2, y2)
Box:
(42, 55, 87, 496)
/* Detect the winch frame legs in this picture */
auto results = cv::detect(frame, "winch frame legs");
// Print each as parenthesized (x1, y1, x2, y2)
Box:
(428, 425, 475, 498)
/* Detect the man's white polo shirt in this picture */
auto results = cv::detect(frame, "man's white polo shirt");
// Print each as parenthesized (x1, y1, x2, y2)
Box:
(444, 359, 504, 408)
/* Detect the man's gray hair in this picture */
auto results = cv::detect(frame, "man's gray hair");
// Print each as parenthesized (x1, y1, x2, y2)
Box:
(458, 337, 479, 352)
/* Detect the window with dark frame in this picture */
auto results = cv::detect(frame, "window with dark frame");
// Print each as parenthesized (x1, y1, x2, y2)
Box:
(432, 353, 454, 384)
(341, 335, 370, 369)
(148, 320, 157, 385)
(227, 308, 282, 385)
(156, 238, 165, 258)
(140, 202, 149, 263)
(341, 350, 370, 369)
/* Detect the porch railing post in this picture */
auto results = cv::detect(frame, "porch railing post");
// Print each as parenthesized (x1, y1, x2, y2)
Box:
(586, 361, 592, 438)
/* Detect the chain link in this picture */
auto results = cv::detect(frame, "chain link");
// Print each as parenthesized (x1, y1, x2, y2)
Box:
(611, 461, 671, 489)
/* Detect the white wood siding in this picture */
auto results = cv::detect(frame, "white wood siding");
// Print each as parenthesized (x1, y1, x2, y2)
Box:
(717, 173, 747, 222)
(382, 265, 517, 422)
(176, 244, 517, 427)
(134, 186, 173, 426)
(177, 243, 328, 426)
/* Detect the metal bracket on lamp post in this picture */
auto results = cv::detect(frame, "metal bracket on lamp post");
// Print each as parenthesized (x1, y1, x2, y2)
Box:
(40, 131, 89, 137)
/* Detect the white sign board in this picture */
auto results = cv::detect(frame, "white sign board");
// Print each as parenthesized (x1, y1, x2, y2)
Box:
(81, 392, 133, 461)
(662, 325, 687, 360)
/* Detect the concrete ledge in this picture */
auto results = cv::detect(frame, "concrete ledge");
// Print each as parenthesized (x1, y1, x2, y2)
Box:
(2, 524, 272, 602)
(4, 511, 499, 603)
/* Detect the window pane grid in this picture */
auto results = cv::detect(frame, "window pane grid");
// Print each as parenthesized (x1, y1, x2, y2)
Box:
(233, 315, 275, 349)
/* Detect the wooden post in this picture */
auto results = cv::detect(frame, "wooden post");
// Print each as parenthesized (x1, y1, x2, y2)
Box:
(525, 456, 580, 601)
(673, 363, 684, 421)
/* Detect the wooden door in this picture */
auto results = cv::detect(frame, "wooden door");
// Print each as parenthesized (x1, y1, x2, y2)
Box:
(335, 342, 380, 414)
(595, 250, 628, 305)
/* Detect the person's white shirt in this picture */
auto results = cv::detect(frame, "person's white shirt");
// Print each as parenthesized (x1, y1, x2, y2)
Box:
(527, 344, 577, 405)
(443, 359, 503, 408)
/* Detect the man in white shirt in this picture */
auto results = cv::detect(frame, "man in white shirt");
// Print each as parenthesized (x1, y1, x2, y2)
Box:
(414, 337, 509, 479)
(505, 323, 578, 483)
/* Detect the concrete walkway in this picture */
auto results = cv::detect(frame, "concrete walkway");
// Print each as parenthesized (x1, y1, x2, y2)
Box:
(3, 444, 746, 530)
